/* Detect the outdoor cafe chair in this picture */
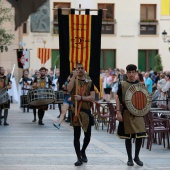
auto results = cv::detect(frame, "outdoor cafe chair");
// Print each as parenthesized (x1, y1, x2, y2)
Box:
(144, 111, 170, 151)
(94, 101, 109, 130)
(91, 101, 99, 130)
(107, 102, 117, 134)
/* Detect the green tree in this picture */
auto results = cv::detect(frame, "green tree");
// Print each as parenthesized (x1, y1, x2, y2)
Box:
(154, 54, 163, 72)
(0, 0, 14, 52)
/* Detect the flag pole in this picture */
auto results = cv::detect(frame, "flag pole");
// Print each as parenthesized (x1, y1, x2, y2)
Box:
(74, 4, 81, 120)
(10, 64, 15, 80)
(53, 8, 107, 11)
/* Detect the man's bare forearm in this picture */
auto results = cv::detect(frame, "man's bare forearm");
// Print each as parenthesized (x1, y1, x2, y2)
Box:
(115, 94, 120, 111)
(67, 76, 75, 92)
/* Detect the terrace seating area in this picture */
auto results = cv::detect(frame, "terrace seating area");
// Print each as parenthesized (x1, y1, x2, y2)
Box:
(91, 100, 170, 151)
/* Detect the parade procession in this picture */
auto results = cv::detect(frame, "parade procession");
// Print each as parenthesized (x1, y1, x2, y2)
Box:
(0, 0, 170, 170)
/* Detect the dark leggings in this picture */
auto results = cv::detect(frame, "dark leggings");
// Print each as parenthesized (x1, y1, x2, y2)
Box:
(33, 108, 36, 119)
(38, 109, 45, 122)
(73, 124, 91, 159)
(125, 138, 142, 160)
(0, 109, 8, 123)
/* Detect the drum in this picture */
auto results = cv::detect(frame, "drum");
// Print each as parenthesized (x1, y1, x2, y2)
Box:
(27, 88, 55, 106)
(0, 88, 9, 105)
(54, 91, 64, 103)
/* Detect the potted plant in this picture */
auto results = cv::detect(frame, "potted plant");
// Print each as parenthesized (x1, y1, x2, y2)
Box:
(140, 19, 158, 22)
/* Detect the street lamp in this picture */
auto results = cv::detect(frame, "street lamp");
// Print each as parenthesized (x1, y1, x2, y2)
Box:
(162, 30, 170, 42)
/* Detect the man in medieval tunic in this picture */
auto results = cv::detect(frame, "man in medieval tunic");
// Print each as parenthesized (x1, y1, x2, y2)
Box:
(32, 67, 52, 125)
(115, 64, 147, 167)
(68, 62, 95, 166)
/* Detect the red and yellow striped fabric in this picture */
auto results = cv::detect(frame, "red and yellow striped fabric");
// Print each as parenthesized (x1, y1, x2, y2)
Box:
(132, 91, 147, 110)
(37, 48, 51, 64)
(69, 14, 91, 73)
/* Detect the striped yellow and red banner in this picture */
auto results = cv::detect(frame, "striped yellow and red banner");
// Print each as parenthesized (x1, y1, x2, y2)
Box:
(69, 14, 91, 73)
(58, 8, 102, 91)
(37, 48, 51, 64)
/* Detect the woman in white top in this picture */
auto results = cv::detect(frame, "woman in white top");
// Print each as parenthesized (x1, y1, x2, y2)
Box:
(102, 70, 113, 102)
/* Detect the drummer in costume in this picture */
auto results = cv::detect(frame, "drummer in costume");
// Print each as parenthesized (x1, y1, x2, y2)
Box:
(0, 67, 11, 126)
(116, 64, 149, 167)
(32, 67, 52, 125)
(19, 69, 32, 112)
(68, 62, 95, 166)
(31, 71, 40, 122)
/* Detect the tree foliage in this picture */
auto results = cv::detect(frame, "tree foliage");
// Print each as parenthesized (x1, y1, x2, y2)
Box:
(0, 0, 14, 52)
(154, 54, 163, 72)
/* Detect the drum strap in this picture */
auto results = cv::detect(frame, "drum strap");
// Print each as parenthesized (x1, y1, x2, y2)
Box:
(74, 81, 88, 123)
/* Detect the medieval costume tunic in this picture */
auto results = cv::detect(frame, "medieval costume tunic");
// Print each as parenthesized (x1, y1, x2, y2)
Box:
(0, 75, 10, 109)
(0, 75, 11, 125)
(117, 80, 147, 139)
(70, 78, 94, 132)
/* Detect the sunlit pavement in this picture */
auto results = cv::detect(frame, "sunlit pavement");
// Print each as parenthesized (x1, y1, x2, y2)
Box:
(0, 103, 170, 170)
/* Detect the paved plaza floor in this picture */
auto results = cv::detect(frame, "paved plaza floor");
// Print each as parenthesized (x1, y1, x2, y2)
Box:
(0, 103, 170, 170)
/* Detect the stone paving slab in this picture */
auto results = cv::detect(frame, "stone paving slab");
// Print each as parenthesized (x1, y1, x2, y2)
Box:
(0, 103, 170, 170)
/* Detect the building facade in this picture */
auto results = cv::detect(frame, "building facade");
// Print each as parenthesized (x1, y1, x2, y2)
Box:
(0, 0, 22, 82)
(1, 0, 170, 79)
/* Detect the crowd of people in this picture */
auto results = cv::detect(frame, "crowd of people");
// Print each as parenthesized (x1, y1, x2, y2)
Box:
(99, 67, 170, 110)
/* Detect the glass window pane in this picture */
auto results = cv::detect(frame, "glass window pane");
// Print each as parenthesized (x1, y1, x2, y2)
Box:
(53, 24, 59, 34)
(98, 4, 104, 9)
(53, 3, 70, 22)
(105, 25, 112, 31)
(106, 4, 114, 21)
(141, 5, 147, 20)
(140, 25, 156, 35)
(98, 4, 114, 21)
(148, 5, 156, 19)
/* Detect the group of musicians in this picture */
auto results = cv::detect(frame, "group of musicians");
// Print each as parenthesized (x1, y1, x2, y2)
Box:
(0, 63, 150, 167)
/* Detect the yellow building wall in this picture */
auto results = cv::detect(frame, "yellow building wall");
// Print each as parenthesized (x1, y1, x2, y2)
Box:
(161, 0, 170, 15)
